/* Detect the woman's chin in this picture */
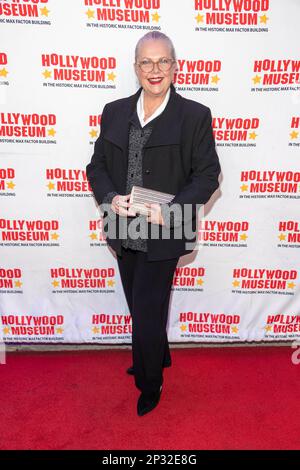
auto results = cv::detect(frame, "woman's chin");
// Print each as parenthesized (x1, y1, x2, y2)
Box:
(144, 85, 168, 97)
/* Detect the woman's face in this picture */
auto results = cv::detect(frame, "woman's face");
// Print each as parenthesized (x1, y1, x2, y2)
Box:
(134, 39, 177, 99)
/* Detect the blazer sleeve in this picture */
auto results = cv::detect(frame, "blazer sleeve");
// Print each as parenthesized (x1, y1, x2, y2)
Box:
(86, 104, 118, 206)
(166, 107, 221, 223)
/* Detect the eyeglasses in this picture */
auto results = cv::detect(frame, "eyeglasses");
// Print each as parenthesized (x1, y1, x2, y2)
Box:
(136, 58, 176, 73)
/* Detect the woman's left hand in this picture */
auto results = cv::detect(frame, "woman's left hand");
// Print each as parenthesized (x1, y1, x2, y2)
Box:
(144, 203, 165, 225)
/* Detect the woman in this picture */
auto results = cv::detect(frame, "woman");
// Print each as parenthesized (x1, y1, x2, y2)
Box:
(86, 31, 221, 416)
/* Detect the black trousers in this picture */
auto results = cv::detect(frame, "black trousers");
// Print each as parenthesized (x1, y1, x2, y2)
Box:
(117, 246, 179, 395)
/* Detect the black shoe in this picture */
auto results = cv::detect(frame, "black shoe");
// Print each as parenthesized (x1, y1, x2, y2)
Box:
(137, 385, 162, 416)
(127, 359, 171, 375)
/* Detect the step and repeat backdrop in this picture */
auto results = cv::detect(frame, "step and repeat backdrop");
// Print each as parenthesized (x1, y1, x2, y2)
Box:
(0, 0, 299, 344)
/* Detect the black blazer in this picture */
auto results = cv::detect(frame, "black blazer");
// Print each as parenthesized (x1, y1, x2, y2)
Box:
(86, 82, 221, 261)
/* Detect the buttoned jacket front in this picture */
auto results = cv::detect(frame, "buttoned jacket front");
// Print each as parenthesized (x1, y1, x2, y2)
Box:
(86, 83, 221, 261)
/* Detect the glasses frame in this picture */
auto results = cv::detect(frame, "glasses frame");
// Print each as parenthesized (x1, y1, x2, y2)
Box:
(136, 57, 176, 73)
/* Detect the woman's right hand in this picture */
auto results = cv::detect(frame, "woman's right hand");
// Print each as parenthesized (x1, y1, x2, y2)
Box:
(111, 193, 133, 216)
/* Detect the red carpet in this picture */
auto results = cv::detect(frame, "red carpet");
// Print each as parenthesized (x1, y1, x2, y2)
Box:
(0, 346, 299, 450)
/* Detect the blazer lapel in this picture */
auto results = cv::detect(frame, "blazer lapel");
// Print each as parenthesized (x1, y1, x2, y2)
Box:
(102, 82, 183, 153)
(144, 85, 183, 148)
(102, 87, 141, 153)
